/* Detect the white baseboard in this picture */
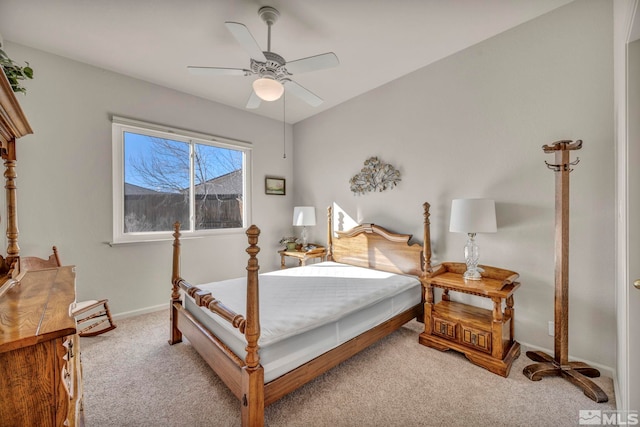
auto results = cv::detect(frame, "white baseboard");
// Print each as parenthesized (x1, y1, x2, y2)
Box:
(112, 303, 168, 321)
(519, 341, 615, 379)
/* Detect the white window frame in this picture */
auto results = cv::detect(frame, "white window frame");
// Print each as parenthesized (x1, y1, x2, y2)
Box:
(111, 116, 252, 244)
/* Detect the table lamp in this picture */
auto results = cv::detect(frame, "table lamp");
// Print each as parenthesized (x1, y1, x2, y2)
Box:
(293, 206, 316, 247)
(449, 198, 497, 280)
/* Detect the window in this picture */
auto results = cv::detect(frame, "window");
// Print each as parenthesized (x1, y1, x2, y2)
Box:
(112, 117, 251, 243)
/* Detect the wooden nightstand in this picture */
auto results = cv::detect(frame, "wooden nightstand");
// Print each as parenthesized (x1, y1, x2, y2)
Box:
(418, 262, 521, 377)
(278, 245, 326, 269)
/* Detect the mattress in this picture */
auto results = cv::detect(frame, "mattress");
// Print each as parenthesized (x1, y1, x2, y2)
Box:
(183, 261, 421, 383)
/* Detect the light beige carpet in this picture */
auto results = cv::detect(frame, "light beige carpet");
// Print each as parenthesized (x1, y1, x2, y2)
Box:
(80, 310, 616, 426)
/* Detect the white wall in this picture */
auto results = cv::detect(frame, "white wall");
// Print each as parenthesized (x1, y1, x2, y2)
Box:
(293, 0, 615, 368)
(2, 42, 295, 317)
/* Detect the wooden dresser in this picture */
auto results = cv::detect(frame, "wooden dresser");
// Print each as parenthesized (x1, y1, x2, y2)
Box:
(0, 61, 83, 425)
(0, 266, 83, 426)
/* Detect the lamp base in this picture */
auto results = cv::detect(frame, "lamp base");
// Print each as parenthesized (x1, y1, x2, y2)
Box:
(463, 233, 483, 280)
(463, 267, 483, 281)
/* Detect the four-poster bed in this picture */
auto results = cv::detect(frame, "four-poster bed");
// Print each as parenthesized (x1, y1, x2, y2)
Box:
(169, 202, 432, 426)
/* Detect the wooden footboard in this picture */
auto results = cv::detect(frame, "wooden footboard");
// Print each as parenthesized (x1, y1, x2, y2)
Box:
(175, 302, 244, 396)
(169, 203, 433, 427)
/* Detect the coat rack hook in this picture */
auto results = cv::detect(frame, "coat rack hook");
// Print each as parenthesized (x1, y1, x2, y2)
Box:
(545, 161, 561, 172)
(545, 157, 580, 172)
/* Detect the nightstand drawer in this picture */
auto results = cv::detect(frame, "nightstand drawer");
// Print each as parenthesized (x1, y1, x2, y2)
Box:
(432, 317, 456, 339)
(461, 325, 491, 353)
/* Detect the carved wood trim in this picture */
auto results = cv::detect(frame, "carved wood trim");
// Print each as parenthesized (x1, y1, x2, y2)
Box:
(0, 72, 33, 147)
(335, 223, 411, 242)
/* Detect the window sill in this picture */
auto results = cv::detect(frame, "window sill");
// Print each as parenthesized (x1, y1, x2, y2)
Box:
(106, 236, 204, 247)
(107, 227, 249, 246)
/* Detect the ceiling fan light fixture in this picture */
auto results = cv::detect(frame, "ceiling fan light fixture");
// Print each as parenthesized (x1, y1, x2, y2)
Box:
(252, 77, 284, 101)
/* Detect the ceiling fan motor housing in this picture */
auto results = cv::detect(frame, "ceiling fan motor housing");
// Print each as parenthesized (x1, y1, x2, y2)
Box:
(250, 51, 290, 81)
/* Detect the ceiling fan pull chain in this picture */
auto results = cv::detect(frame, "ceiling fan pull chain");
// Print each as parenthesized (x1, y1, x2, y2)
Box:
(283, 93, 286, 159)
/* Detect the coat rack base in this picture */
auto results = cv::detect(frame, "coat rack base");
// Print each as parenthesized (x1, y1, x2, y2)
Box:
(523, 350, 608, 403)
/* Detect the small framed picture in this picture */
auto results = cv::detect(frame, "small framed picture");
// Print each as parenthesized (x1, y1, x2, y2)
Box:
(265, 176, 286, 195)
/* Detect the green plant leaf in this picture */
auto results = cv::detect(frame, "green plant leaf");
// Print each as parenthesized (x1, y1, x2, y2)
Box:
(0, 50, 34, 93)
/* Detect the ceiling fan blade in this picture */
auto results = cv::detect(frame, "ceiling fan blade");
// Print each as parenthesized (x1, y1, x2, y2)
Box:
(286, 52, 339, 75)
(187, 66, 250, 76)
(283, 80, 323, 107)
(246, 90, 261, 109)
(225, 22, 267, 62)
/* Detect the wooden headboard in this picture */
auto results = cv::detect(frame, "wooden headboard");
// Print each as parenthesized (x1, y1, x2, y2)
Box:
(326, 203, 432, 278)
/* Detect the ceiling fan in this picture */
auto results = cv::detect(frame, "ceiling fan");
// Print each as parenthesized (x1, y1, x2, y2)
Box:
(188, 6, 339, 109)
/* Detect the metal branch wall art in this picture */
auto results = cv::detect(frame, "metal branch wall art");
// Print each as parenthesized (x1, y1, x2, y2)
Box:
(349, 156, 401, 195)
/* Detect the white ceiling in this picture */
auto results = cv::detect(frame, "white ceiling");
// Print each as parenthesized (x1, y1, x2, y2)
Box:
(0, 0, 574, 124)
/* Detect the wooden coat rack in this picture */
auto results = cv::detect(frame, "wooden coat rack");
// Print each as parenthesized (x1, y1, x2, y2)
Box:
(523, 139, 608, 403)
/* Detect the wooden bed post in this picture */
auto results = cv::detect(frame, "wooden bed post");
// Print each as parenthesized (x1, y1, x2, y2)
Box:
(169, 222, 183, 345)
(422, 202, 432, 276)
(241, 225, 264, 426)
(419, 202, 432, 323)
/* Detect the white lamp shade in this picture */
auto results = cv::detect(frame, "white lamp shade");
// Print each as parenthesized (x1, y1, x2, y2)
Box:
(449, 199, 497, 233)
(252, 77, 284, 101)
(293, 206, 316, 226)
